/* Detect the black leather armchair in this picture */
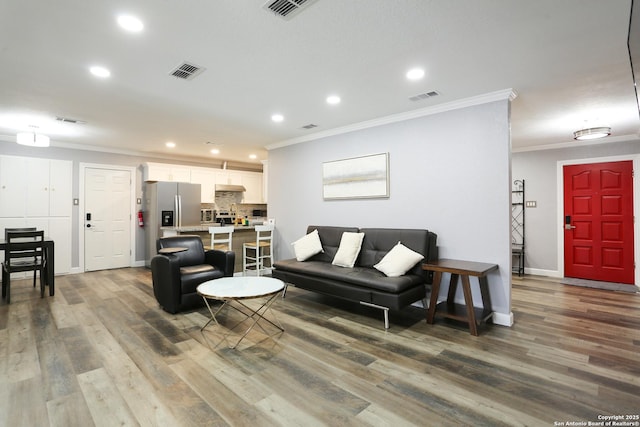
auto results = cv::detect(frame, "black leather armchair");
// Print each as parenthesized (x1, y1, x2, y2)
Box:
(151, 235, 235, 314)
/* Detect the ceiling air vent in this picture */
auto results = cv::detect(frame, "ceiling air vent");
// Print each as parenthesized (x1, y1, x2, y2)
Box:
(263, 0, 319, 20)
(55, 116, 86, 125)
(169, 61, 206, 80)
(301, 123, 318, 129)
(409, 90, 440, 102)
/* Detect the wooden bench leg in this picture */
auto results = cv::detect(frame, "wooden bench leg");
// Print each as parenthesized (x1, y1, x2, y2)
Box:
(461, 275, 478, 336)
(426, 271, 442, 324)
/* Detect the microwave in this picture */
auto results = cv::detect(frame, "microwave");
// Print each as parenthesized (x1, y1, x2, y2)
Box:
(200, 208, 214, 223)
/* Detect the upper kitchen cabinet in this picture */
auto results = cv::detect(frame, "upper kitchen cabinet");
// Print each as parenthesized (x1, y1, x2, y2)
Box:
(0, 156, 27, 217)
(241, 171, 264, 204)
(215, 170, 243, 186)
(190, 167, 217, 203)
(143, 162, 191, 182)
(26, 158, 72, 217)
(0, 156, 72, 218)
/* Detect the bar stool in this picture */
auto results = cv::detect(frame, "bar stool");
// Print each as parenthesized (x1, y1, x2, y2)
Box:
(209, 226, 234, 251)
(243, 224, 274, 276)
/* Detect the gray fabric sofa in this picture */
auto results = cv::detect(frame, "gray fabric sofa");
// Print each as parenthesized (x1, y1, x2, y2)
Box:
(272, 226, 438, 328)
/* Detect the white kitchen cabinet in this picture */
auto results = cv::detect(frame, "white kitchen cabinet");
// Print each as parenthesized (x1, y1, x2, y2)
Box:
(214, 170, 243, 186)
(0, 155, 73, 277)
(190, 168, 217, 202)
(0, 156, 27, 217)
(261, 160, 268, 203)
(46, 217, 72, 274)
(26, 158, 72, 217)
(144, 162, 191, 182)
(241, 171, 264, 204)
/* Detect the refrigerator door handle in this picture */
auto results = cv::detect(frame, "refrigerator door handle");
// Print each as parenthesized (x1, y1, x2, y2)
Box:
(177, 195, 183, 227)
(174, 195, 180, 227)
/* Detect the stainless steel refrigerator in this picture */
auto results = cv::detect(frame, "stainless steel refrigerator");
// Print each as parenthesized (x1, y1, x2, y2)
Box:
(144, 181, 201, 266)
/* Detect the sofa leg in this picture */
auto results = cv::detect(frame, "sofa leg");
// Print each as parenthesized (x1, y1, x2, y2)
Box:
(359, 301, 390, 329)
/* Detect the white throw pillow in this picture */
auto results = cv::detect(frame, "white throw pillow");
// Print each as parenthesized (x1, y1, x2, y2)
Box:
(332, 232, 365, 268)
(374, 242, 424, 277)
(292, 229, 324, 261)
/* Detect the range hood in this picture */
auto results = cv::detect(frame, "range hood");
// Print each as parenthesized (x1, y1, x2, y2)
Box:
(215, 184, 246, 192)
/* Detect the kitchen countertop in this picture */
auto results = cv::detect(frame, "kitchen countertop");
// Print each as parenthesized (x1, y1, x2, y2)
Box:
(161, 224, 257, 232)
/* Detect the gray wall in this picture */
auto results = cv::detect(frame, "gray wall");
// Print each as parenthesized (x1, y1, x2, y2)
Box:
(512, 139, 640, 275)
(0, 140, 261, 269)
(268, 100, 514, 323)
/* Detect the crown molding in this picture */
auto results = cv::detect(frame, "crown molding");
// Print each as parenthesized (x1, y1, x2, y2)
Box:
(266, 88, 517, 150)
(512, 133, 640, 153)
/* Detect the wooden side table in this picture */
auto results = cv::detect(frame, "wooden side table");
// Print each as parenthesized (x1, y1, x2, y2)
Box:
(423, 259, 498, 336)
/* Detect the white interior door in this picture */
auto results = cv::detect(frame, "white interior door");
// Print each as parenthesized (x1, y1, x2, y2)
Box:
(85, 168, 132, 271)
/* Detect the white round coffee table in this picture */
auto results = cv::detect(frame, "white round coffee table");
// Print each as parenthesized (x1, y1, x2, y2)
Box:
(197, 276, 285, 349)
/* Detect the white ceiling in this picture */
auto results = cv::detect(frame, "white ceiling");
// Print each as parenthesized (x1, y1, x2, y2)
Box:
(0, 0, 638, 165)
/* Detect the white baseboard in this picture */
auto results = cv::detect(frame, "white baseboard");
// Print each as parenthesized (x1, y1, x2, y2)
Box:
(492, 311, 514, 327)
(524, 267, 562, 278)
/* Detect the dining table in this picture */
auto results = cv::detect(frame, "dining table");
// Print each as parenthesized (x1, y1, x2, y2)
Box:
(0, 236, 55, 295)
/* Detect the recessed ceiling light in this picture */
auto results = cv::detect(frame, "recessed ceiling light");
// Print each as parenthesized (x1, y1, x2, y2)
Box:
(406, 68, 425, 81)
(210, 148, 220, 154)
(271, 114, 284, 123)
(249, 154, 257, 159)
(326, 95, 341, 105)
(90, 66, 111, 78)
(165, 141, 175, 148)
(117, 14, 144, 32)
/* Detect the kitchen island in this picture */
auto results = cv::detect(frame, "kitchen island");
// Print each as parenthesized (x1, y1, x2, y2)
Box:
(160, 224, 259, 273)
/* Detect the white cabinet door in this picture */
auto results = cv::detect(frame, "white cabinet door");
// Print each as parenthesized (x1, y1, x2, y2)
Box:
(0, 156, 27, 217)
(47, 217, 71, 274)
(214, 171, 229, 184)
(49, 160, 72, 217)
(144, 163, 191, 182)
(191, 168, 217, 202)
(26, 158, 50, 217)
(26, 158, 72, 217)
(241, 172, 263, 204)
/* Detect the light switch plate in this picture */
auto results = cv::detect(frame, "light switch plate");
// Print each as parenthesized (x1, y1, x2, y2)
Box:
(73, 198, 79, 205)
(525, 201, 537, 208)
(137, 198, 142, 204)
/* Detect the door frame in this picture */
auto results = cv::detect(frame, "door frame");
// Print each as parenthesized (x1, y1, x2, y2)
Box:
(556, 154, 640, 287)
(78, 163, 137, 272)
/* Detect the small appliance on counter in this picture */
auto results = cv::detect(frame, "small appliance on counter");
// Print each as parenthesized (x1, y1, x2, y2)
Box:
(201, 208, 215, 223)
(216, 211, 236, 225)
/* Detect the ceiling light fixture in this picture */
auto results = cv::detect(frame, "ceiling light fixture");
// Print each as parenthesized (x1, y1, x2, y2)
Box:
(271, 113, 284, 123)
(210, 148, 220, 154)
(406, 67, 425, 81)
(117, 14, 144, 32)
(16, 132, 50, 147)
(165, 141, 175, 148)
(90, 66, 111, 78)
(573, 126, 611, 140)
(249, 154, 257, 159)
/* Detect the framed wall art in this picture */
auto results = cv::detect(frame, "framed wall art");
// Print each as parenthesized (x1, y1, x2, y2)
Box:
(322, 153, 389, 200)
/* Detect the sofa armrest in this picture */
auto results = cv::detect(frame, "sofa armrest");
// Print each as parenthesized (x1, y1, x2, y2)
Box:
(205, 249, 235, 277)
(151, 254, 182, 313)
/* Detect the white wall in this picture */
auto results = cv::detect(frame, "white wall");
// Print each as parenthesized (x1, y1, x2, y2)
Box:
(268, 99, 514, 325)
(512, 139, 640, 277)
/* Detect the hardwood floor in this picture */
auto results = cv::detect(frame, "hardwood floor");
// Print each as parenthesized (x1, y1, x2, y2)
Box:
(1, 269, 639, 426)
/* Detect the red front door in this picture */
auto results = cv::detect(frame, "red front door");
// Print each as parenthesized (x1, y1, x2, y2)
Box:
(563, 161, 634, 284)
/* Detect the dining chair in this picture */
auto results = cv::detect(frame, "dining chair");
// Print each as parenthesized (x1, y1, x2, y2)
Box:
(209, 225, 234, 252)
(4, 227, 38, 286)
(243, 224, 274, 276)
(2, 230, 47, 304)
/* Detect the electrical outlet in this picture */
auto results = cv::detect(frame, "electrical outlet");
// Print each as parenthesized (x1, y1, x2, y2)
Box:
(525, 201, 537, 208)
(73, 198, 79, 205)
